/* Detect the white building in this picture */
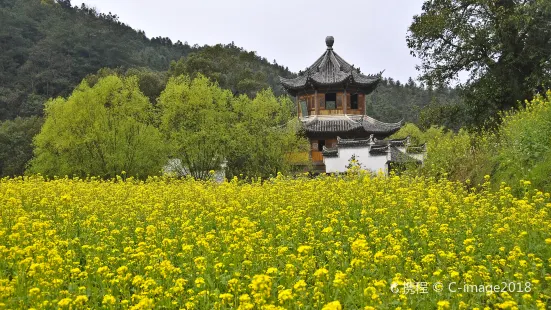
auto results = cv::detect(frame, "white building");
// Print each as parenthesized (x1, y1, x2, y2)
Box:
(322, 135, 426, 174)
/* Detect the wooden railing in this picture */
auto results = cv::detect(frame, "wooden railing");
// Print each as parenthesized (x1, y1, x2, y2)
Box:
(311, 151, 324, 163)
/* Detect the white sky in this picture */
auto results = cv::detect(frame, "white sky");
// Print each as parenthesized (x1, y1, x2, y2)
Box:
(79, 0, 426, 83)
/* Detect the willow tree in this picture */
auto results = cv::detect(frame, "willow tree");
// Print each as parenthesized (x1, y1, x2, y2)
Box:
(159, 75, 308, 180)
(29, 75, 165, 178)
(227, 90, 309, 178)
(158, 75, 234, 180)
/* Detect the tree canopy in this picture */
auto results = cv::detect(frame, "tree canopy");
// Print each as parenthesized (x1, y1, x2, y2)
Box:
(29, 76, 166, 178)
(159, 75, 309, 180)
(368, 77, 462, 125)
(158, 75, 234, 180)
(407, 0, 551, 127)
(29, 74, 309, 179)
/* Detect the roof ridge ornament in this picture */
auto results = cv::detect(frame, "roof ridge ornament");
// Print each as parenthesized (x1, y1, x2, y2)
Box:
(279, 36, 383, 96)
(325, 36, 334, 50)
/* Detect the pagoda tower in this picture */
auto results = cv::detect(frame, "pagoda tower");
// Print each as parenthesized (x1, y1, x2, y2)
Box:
(280, 36, 403, 171)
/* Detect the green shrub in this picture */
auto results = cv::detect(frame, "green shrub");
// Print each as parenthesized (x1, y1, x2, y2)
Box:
(492, 91, 551, 193)
(391, 124, 494, 185)
(394, 91, 551, 194)
(389, 123, 424, 145)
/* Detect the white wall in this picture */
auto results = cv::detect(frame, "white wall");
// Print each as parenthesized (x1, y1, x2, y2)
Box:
(324, 156, 344, 173)
(323, 146, 387, 174)
(362, 153, 388, 175)
(409, 153, 425, 162)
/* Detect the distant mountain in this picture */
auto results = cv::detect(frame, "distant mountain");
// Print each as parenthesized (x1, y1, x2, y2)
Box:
(0, 0, 461, 125)
(0, 0, 195, 120)
(169, 43, 295, 98)
(368, 77, 462, 125)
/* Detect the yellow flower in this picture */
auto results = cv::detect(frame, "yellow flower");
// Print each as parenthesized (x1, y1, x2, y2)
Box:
(1, 169, 549, 309)
(57, 298, 72, 308)
(278, 289, 293, 303)
(195, 277, 205, 288)
(322, 301, 342, 310)
(102, 294, 116, 305)
(219, 293, 233, 303)
(333, 271, 347, 288)
(297, 245, 313, 254)
(74, 295, 88, 305)
(314, 268, 329, 278)
(116, 265, 128, 275)
(29, 287, 41, 296)
(293, 280, 307, 291)
(238, 294, 254, 310)
(437, 300, 450, 309)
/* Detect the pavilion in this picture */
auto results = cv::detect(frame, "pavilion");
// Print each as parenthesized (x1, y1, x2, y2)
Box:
(280, 36, 424, 173)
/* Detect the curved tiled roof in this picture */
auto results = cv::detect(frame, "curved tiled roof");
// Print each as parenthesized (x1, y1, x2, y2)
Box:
(388, 137, 410, 147)
(389, 146, 422, 164)
(336, 136, 371, 147)
(280, 37, 381, 95)
(369, 145, 389, 155)
(321, 146, 339, 157)
(407, 143, 427, 154)
(302, 115, 402, 136)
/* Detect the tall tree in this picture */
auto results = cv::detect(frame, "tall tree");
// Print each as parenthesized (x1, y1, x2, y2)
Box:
(227, 90, 309, 178)
(29, 75, 165, 178)
(407, 0, 551, 127)
(158, 75, 309, 180)
(158, 75, 233, 180)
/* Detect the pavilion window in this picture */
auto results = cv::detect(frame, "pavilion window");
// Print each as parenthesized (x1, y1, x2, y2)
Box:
(351, 94, 358, 109)
(299, 100, 308, 116)
(325, 93, 336, 109)
(317, 140, 326, 152)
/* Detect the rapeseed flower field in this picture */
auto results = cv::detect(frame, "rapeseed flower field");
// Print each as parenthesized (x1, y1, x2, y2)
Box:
(0, 174, 550, 309)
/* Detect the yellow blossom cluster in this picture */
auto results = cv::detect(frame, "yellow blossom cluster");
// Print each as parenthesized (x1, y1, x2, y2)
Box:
(0, 174, 550, 309)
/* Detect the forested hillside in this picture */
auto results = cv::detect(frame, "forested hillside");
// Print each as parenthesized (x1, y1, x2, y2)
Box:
(368, 77, 462, 126)
(0, 0, 196, 119)
(0, 0, 300, 120)
(169, 44, 295, 98)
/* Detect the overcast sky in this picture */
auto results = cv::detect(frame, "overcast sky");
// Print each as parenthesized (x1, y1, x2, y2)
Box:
(80, 0, 426, 83)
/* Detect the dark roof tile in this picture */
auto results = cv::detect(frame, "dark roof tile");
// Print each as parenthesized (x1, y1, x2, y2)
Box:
(302, 115, 402, 135)
(321, 146, 339, 157)
(407, 143, 427, 154)
(389, 146, 422, 164)
(280, 37, 381, 95)
(369, 145, 389, 155)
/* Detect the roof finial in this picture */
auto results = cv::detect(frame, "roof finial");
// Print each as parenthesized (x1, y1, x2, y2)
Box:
(325, 36, 334, 49)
